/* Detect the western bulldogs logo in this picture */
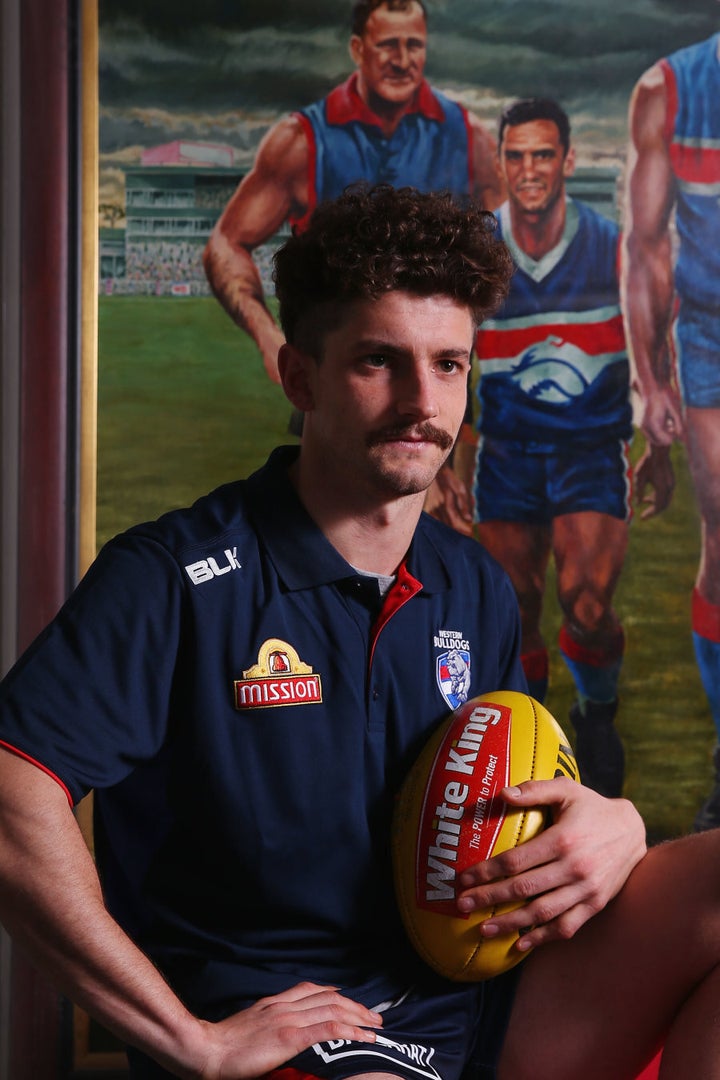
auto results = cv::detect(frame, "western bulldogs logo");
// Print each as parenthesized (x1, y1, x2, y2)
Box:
(511, 335, 591, 405)
(436, 647, 471, 709)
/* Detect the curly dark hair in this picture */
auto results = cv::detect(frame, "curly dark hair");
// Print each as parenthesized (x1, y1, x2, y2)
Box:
(351, 0, 427, 37)
(273, 185, 513, 354)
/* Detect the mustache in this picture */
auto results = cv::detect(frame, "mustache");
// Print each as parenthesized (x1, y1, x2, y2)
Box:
(366, 423, 454, 452)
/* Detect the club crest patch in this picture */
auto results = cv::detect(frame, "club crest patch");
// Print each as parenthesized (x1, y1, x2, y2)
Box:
(436, 646, 472, 709)
(234, 638, 322, 710)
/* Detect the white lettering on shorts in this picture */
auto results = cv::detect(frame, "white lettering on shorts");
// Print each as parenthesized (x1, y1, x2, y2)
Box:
(311, 1035, 441, 1080)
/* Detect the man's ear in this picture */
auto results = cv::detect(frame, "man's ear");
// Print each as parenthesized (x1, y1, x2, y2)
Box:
(278, 343, 316, 412)
(563, 145, 576, 179)
(349, 34, 363, 68)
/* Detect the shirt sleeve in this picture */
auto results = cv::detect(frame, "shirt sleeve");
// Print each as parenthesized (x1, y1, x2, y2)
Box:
(0, 532, 185, 805)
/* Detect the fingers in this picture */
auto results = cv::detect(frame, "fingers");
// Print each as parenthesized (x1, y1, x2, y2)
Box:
(499, 777, 577, 808)
(480, 881, 603, 947)
(635, 441, 675, 519)
(454, 781, 643, 951)
(259, 982, 383, 1029)
(204, 984, 382, 1079)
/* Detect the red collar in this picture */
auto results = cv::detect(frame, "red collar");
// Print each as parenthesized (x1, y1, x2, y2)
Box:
(325, 72, 446, 129)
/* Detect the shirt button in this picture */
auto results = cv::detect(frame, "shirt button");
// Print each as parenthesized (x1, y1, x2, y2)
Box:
(372, 688, 380, 700)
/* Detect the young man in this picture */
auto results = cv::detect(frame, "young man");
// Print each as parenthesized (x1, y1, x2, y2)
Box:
(461, 98, 671, 798)
(623, 34, 720, 831)
(0, 185, 718, 1080)
(202, 0, 503, 383)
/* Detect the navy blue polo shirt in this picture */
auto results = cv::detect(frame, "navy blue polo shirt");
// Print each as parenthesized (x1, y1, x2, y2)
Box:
(0, 446, 526, 1018)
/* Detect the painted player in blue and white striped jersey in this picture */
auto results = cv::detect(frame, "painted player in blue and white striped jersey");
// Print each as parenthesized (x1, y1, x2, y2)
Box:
(624, 34, 720, 830)
(464, 99, 670, 799)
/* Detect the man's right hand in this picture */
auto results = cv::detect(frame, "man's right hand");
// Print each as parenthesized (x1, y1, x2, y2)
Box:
(637, 381, 684, 447)
(194, 983, 382, 1080)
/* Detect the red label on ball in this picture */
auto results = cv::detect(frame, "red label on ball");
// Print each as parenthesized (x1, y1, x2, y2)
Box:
(415, 701, 511, 915)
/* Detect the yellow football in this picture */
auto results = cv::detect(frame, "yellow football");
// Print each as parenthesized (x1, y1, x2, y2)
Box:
(392, 690, 579, 981)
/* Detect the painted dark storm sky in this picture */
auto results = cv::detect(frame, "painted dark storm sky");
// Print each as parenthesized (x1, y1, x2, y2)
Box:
(98, 0, 718, 170)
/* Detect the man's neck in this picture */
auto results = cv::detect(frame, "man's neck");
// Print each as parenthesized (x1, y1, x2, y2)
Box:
(509, 196, 567, 261)
(289, 457, 425, 576)
(356, 75, 419, 138)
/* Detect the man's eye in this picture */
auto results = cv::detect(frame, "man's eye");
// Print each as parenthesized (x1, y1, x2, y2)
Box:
(364, 354, 388, 368)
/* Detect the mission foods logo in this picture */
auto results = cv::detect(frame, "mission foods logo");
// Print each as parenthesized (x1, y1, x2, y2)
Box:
(416, 703, 511, 915)
(234, 638, 322, 710)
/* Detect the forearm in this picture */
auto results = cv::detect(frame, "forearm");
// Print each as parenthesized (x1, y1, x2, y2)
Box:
(622, 230, 675, 395)
(0, 759, 209, 1077)
(622, 71, 678, 410)
(203, 232, 284, 383)
(0, 752, 382, 1078)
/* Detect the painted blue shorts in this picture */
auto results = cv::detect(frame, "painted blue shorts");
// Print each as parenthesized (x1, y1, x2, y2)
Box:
(474, 435, 632, 525)
(676, 303, 720, 408)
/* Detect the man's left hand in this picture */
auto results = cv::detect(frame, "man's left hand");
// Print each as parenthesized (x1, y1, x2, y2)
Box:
(636, 441, 675, 520)
(455, 779, 647, 952)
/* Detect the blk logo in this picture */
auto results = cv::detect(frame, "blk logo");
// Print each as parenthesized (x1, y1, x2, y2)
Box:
(185, 547, 241, 585)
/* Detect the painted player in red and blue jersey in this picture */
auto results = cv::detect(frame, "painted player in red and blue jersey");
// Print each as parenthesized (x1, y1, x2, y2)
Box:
(461, 99, 670, 799)
(203, 0, 503, 384)
(624, 35, 720, 830)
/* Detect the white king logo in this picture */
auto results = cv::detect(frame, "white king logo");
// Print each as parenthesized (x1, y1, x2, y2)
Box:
(234, 638, 323, 710)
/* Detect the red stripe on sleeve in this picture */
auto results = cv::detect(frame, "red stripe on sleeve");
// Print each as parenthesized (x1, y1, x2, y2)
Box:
(0, 739, 74, 806)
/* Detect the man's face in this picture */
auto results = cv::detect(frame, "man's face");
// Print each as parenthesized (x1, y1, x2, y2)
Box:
(350, 2, 427, 108)
(500, 119, 575, 217)
(294, 290, 473, 504)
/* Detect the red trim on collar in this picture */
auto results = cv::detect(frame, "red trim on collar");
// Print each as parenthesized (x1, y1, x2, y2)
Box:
(369, 559, 423, 670)
(325, 73, 446, 128)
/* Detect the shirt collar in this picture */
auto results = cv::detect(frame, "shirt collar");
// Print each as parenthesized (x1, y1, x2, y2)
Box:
(244, 446, 450, 594)
(325, 73, 446, 129)
(498, 196, 580, 284)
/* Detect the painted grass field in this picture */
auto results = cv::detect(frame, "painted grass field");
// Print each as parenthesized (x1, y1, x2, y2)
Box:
(98, 296, 714, 841)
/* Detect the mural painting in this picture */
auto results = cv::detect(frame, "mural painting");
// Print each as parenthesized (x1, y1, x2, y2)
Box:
(97, 0, 720, 842)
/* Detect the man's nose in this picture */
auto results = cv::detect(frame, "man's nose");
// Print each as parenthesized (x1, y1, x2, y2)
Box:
(396, 366, 438, 418)
(392, 42, 410, 67)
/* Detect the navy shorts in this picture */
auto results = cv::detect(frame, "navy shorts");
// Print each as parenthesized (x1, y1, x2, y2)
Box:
(272, 972, 519, 1080)
(474, 435, 632, 525)
(126, 970, 519, 1080)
